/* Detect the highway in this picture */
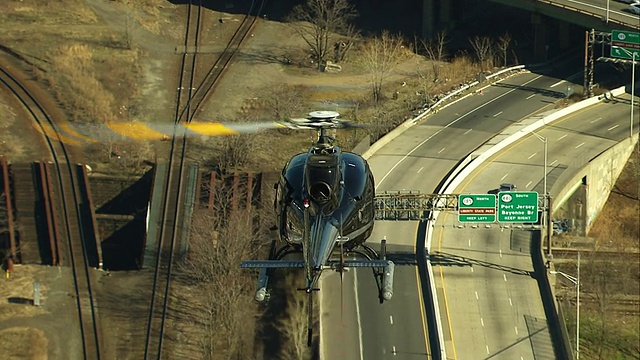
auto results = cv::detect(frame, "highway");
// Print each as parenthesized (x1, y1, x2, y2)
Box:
(434, 95, 636, 359)
(550, 0, 640, 26)
(492, 0, 640, 30)
(319, 67, 621, 359)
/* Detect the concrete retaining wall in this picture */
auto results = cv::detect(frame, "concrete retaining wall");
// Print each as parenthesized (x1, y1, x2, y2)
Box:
(552, 134, 638, 233)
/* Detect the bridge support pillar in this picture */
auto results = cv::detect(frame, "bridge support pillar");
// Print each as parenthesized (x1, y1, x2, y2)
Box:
(439, 0, 451, 29)
(558, 22, 572, 51)
(532, 13, 549, 62)
(422, 0, 436, 39)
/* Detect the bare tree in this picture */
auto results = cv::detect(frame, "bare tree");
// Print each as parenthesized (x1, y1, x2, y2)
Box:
(260, 84, 310, 122)
(278, 273, 311, 360)
(332, 25, 360, 63)
(415, 61, 436, 105)
(469, 36, 493, 72)
(204, 113, 258, 171)
(420, 30, 448, 62)
(180, 207, 265, 359)
(419, 30, 449, 83)
(582, 253, 618, 359)
(362, 31, 408, 103)
(286, 0, 358, 67)
(497, 33, 512, 67)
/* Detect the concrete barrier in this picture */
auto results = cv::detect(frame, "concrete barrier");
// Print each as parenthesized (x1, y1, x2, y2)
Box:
(426, 83, 629, 359)
(362, 65, 526, 160)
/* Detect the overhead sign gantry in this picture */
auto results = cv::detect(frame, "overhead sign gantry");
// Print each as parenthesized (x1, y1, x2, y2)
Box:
(375, 191, 540, 225)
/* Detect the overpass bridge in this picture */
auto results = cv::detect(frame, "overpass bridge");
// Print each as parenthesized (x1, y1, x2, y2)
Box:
(422, 0, 639, 60)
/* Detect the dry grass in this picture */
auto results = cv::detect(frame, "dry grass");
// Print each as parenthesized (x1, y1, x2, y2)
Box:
(589, 148, 640, 250)
(0, 327, 48, 360)
(565, 146, 640, 359)
(0, 0, 98, 25)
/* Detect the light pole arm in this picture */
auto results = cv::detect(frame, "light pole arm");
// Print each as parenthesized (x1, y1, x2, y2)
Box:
(550, 271, 577, 284)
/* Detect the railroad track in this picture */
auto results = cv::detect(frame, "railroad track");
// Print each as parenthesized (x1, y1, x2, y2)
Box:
(143, 1, 265, 358)
(181, 0, 265, 117)
(142, 1, 201, 357)
(0, 66, 101, 358)
(552, 248, 640, 262)
(557, 294, 640, 316)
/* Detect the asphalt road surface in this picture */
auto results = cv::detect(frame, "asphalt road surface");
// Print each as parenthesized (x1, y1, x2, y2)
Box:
(432, 92, 636, 359)
(319, 66, 613, 359)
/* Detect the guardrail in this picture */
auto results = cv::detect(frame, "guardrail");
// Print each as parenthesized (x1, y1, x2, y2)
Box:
(360, 57, 630, 358)
(362, 65, 526, 161)
(427, 84, 630, 359)
(538, 0, 635, 29)
(362, 64, 526, 360)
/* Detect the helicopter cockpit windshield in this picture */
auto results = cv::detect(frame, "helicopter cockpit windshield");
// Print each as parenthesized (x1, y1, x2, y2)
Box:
(305, 151, 340, 209)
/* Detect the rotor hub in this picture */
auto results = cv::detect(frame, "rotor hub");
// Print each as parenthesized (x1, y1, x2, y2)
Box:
(308, 110, 340, 120)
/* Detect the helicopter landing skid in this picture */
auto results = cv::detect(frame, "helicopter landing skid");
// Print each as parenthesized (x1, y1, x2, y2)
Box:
(345, 239, 395, 304)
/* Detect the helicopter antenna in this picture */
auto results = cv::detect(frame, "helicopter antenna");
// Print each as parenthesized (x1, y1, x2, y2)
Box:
(337, 214, 349, 324)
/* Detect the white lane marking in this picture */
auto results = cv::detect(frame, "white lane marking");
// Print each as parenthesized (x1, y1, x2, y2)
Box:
(528, 152, 537, 159)
(500, 174, 508, 181)
(499, 249, 503, 258)
(515, 326, 519, 335)
(608, 124, 620, 131)
(481, 318, 485, 327)
(526, 181, 532, 188)
(377, 75, 543, 187)
(475, 291, 479, 300)
(575, 142, 585, 149)
(550, 160, 558, 166)
(392, 345, 397, 355)
(468, 238, 471, 247)
(486, 345, 490, 354)
(550, 79, 564, 88)
(503, 274, 507, 282)
(558, 134, 568, 140)
(464, 128, 472, 135)
(438, 147, 446, 154)
(354, 270, 364, 360)
(390, 315, 394, 325)
(509, 298, 513, 306)
(417, 167, 423, 174)
(471, 267, 474, 273)
(590, 117, 601, 123)
(526, 93, 536, 99)
(493, 111, 503, 117)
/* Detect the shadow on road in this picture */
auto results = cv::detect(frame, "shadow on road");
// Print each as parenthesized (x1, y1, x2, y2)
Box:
(429, 251, 533, 277)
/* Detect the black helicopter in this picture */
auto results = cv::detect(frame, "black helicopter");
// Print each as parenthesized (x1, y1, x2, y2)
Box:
(241, 111, 395, 346)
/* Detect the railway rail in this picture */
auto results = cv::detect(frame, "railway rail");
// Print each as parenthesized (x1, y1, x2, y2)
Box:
(0, 66, 101, 358)
(143, 1, 266, 358)
(557, 294, 640, 316)
(552, 248, 640, 262)
(142, 1, 201, 357)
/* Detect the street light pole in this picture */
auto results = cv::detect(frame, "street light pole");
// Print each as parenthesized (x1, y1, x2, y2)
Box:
(632, 52, 636, 138)
(530, 132, 550, 256)
(619, 47, 637, 138)
(576, 252, 580, 360)
(551, 252, 581, 360)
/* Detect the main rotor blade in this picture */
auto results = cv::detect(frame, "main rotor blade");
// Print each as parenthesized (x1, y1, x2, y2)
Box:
(44, 116, 365, 146)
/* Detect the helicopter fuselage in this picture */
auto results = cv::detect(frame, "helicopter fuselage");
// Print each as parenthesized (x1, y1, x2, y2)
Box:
(276, 145, 375, 267)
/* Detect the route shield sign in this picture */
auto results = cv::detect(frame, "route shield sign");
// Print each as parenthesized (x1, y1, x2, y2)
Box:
(611, 30, 640, 60)
(458, 194, 496, 223)
(497, 192, 538, 223)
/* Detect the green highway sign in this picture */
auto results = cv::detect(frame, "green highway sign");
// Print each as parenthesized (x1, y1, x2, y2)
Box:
(611, 30, 640, 60)
(497, 192, 538, 223)
(458, 194, 496, 223)
(611, 46, 640, 60)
